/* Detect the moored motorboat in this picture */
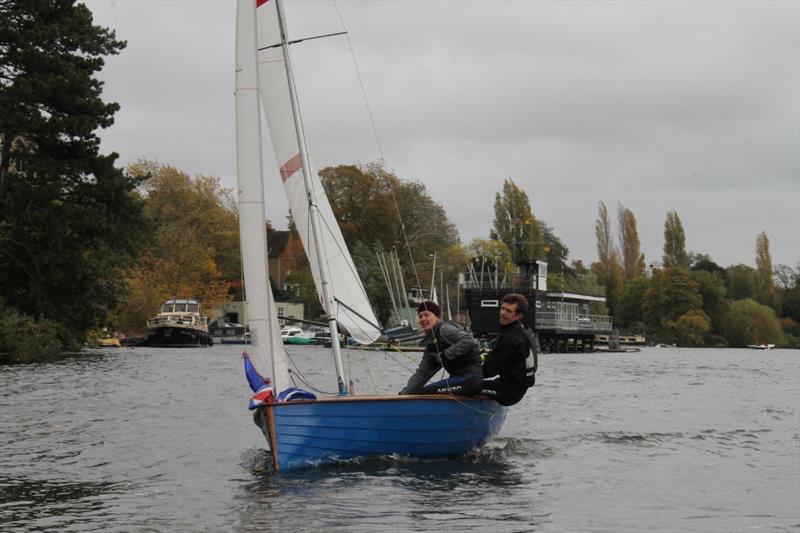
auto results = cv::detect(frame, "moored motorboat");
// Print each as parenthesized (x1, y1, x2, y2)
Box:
(143, 299, 212, 347)
(746, 344, 775, 350)
(209, 317, 248, 345)
(280, 326, 315, 345)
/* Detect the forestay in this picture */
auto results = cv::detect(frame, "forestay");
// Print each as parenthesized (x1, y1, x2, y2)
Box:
(255, 0, 381, 344)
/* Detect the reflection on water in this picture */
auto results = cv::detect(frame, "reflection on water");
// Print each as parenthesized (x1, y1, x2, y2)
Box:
(0, 475, 129, 531)
(1, 346, 798, 532)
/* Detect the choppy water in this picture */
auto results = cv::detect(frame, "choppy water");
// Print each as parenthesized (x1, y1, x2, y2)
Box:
(1, 345, 798, 532)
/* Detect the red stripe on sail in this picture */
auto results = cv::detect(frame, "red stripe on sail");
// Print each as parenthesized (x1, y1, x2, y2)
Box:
(256, 0, 269, 7)
(279, 153, 302, 182)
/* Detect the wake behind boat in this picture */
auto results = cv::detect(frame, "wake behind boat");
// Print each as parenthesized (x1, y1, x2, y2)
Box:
(234, 0, 506, 472)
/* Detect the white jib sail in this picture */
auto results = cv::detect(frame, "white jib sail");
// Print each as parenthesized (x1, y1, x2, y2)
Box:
(235, 0, 290, 391)
(255, 0, 381, 344)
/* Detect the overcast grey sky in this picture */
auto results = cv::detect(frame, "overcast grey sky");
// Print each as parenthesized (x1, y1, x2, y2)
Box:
(86, 0, 799, 269)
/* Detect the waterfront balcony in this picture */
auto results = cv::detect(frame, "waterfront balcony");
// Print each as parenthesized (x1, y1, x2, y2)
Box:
(534, 311, 613, 333)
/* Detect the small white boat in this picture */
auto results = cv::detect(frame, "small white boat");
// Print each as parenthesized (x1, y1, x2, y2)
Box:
(280, 326, 315, 345)
(746, 344, 775, 350)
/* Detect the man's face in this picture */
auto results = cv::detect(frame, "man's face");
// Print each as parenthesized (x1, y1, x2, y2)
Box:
(499, 302, 522, 325)
(418, 310, 440, 332)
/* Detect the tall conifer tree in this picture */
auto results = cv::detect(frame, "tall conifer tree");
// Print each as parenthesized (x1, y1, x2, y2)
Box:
(492, 179, 543, 264)
(754, 231, 779, 311)
(0, 0, 146, 339)
(663, 210, 689, 268)
(617, 203, 646, 281)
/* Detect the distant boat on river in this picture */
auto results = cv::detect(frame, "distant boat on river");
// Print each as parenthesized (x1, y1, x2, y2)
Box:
(746, 344, 775, 350)
(143, 299, 212, 347)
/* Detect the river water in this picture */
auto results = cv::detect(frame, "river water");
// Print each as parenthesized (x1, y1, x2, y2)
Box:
(1, 345, 798, 532)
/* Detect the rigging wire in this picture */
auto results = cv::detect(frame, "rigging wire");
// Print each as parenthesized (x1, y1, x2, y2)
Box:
(361, 350, 379, 393)
(331, 0, 428, 302)
(284, 351, 339, 396)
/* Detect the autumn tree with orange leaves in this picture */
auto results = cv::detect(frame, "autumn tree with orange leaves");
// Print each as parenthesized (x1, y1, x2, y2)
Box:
(111, 161, 238, 334)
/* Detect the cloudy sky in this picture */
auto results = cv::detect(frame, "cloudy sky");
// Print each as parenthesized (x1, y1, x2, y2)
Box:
(86, 0, 799, 269)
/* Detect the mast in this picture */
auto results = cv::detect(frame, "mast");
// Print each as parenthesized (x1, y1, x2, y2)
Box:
(429, 251, 438, 303)
(274, 0, 348, 395)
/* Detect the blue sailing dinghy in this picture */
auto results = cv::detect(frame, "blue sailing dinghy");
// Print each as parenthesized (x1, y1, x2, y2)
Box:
(234, 0, 507, 472)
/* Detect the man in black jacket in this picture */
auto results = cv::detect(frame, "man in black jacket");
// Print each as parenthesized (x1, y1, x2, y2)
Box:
(399, 301, 483, 396)
(481, 293, 538, 406)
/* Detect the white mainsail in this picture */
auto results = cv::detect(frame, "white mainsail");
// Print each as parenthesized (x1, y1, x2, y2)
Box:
(255, 0, 381, 344)
(235, 0, 290, 391)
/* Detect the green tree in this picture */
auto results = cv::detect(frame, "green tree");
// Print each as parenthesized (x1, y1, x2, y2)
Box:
(595, 201, 613, 285)
(671, 309, 712, 347)
(541, 222, 573, 289)
(0, 0, 147, 345)
(726, 264, 757, 301)
(753, 231, 779, 312)
(689, 252, 725, 276)
(593, 201, 624, 316)
(617, 277, 648, 330)
(775, 264, 800, 322)
(492, 179, 543, 264)
(643, 267, 703, 340)
(663, 210, 689, 268)
(721, 298, 786, 347)
(691, 269, 730, 343)
(617, 203, 645, 282)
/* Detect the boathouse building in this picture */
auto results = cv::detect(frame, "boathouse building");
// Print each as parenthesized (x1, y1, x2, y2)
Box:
(462, 260, 615, 352)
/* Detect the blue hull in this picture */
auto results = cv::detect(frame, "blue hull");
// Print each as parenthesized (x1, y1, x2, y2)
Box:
(256, 396, 507, 472)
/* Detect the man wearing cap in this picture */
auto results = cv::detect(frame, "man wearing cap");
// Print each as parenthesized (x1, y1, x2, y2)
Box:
(399, 301, 483, 396)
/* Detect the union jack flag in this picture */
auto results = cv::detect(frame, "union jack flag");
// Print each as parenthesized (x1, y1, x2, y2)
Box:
(248, 386, 275, 410)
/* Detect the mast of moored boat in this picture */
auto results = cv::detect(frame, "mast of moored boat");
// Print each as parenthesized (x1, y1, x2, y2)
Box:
(273, 0, 348, 395)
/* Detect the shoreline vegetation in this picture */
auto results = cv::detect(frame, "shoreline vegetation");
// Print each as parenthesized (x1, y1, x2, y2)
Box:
(1, 2, 797, 363)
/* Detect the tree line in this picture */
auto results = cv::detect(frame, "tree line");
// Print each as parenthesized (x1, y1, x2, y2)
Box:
(591, 202, 795, 348)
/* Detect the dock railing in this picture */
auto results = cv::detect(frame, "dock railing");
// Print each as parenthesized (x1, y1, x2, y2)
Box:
(461, 272, 541, 290)
(534, 311, 613, 333)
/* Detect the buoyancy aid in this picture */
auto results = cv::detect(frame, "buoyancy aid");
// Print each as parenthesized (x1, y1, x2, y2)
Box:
(426, 320, 482, 373)
(519, 324, 539, 387)
(484, 321, 538, 388)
